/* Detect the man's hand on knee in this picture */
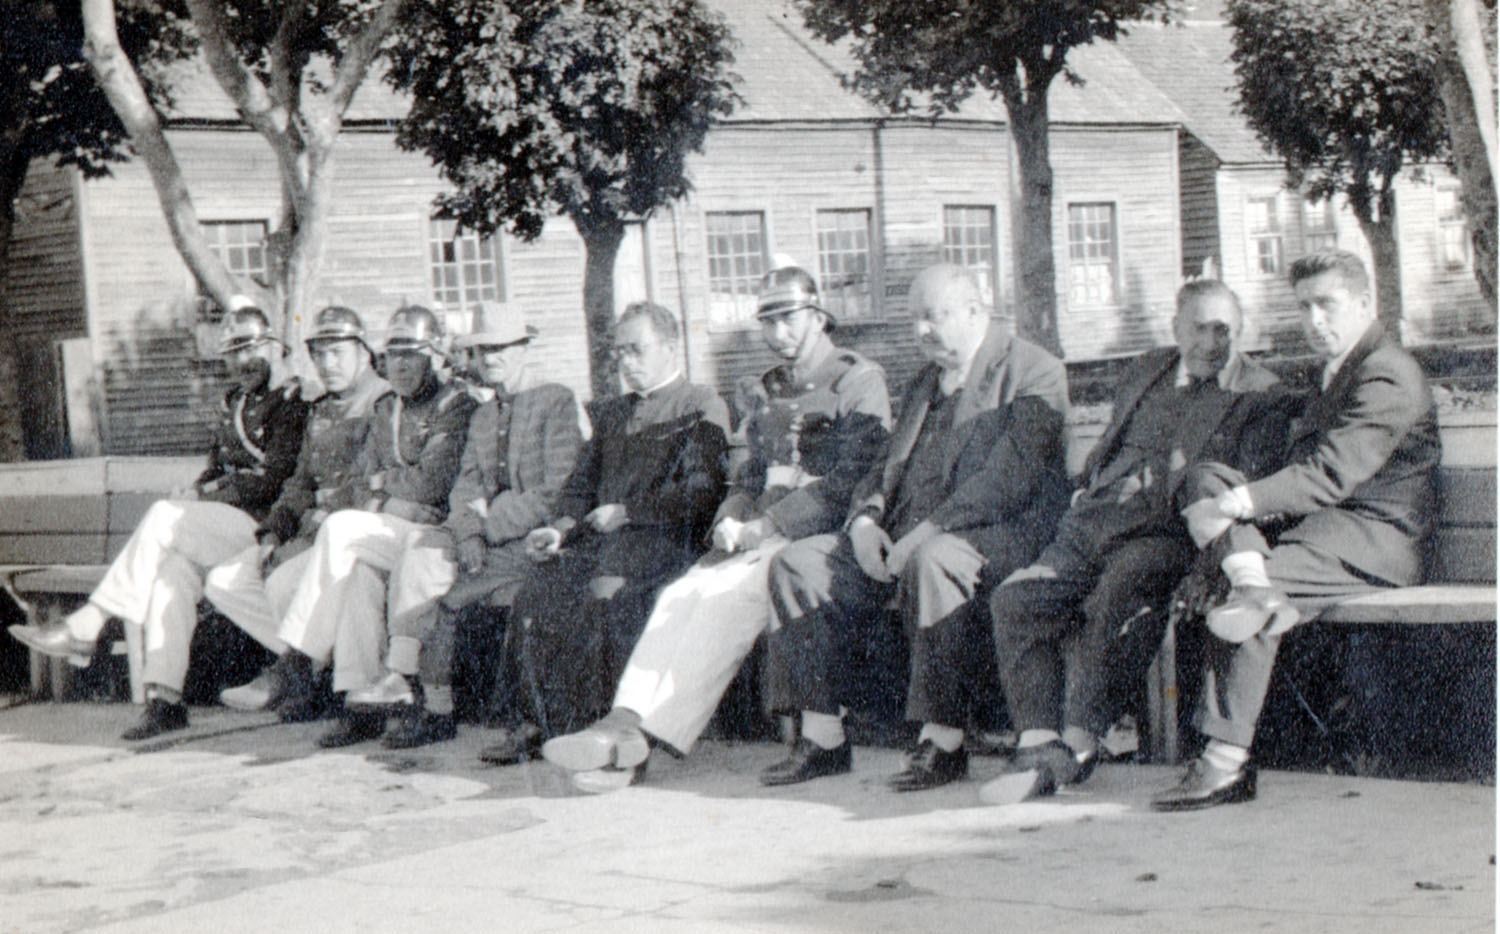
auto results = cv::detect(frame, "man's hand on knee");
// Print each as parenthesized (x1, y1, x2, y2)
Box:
(884, 520, 939, 578)
(848, 516, 894, 583)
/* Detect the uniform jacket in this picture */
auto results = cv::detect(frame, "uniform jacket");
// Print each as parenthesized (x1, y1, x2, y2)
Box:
(196, 377, 309, 522)
(850, 323, 1069, 534)
(719, 342, 892, 542)
(446, 382, 585, 547)
(1080, 346, 1290, 499)
(258, 368, 390, 545)
(1244, 324, 1439, 585)
(332, 373, 478, 525)
(554, 376, 731, 547)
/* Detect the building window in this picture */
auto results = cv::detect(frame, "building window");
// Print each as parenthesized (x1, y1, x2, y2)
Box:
(942, 205, 999, 311)
(1436, 185, 1471, 270)
(705, 210, 768, 329)
(429, 218, 507, 313)
(1302, 197, 1338, 252)
(1245, 195, 1284, 276)
(202, 220, 270, 294)
(1067, 202, 1119, 307)
(816, 209, 874, 321)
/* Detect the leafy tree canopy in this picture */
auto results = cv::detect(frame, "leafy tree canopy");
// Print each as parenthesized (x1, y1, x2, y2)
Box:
(387, 0, 740, 241)
(1227, 0, 1449, 204)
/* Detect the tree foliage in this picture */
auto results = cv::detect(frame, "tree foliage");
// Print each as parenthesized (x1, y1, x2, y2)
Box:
(387, 0, 740, 395)
(1227, 0, 1451, 330)
(798, 0, 1175, 354)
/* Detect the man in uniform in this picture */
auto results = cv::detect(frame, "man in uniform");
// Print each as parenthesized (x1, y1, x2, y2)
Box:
(10, 302, 308, 740)
(237, 305, 478, 748)
(540, 266, 891, 790)
(983, 279, 1288, 804)
(342, 305, 585, 748)
(1158, 251, 1439, 810)
(208, 305, 390, 713)
(482, 302, 731, 765)
(758, 263, 1070, 787)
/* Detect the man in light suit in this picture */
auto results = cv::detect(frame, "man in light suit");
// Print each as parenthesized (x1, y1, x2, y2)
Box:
(1160, 250, 1439, 810)
(759, 263, 1070, 787)
(983, 279, 1291, 804)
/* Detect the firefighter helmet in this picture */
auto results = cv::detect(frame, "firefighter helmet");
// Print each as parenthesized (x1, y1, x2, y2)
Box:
(756, 266, 830, 326)
(217, 306, 281, 355)
(304, 305, 370, 354)
(384, 305, 445, 353)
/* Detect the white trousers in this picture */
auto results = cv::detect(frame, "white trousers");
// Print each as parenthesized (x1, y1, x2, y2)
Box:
(74, 499, 269, 692)
(204, 547, 311, 654)
(276, 510, 455, 693)
(614, 536, 786, 753)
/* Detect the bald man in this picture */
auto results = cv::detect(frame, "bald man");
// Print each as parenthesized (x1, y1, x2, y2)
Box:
(758, 264, 1070, 787)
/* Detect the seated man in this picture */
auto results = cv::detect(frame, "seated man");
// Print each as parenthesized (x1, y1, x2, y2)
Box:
(207, 306, 391, 712)
(235, 305, 478, 748)
(984, 279, 1290, 804)
(342, 306, 585, 748)
(483, 301, 730, 764)
(1160, 250, 1439, 811)
(540, 266, 890, 790)
(759, 263, 1070, 788)
(9, 302, 308, 740)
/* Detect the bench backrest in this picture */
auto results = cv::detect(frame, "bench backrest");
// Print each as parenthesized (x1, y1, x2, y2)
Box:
(1431, 411, 1496, 586)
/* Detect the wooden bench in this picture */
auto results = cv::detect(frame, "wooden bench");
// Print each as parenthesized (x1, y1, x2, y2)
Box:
(1145, 409, 1498, 762)
(0, 457, 204, 703)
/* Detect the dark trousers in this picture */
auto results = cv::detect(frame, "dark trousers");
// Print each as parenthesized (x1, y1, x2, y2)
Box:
(990, 533, 1195, 735)
(766, 524, 1039, 723)
(1184, 465, 1398, 747)
(509, 527, 696, 738)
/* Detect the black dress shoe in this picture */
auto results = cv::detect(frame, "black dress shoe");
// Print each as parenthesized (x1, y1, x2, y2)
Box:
(382, 712, 456, 749)
(760, 738, 852, 786)
(978, 740, 1080, 805)
(477, 722, 543, 765)
(317, 712, 386, 748)
(1151, 757, 1257, 811)
(263, 650, 316, 711)
(120, 698, 189, 741)
(888, 740, 968, 792)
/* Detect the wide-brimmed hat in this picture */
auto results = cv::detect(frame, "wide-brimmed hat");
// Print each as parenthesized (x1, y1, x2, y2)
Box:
(454, 302, 536, 350)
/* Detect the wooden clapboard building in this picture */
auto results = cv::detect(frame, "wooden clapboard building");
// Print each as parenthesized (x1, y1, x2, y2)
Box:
(1116, 20, 1493, 354)
(3, 1, 1360, 461)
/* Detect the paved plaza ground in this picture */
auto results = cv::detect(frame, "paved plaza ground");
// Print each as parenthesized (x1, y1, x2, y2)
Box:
(0, 700, 1492, 933)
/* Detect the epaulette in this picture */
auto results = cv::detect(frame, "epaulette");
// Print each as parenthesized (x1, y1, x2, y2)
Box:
(279, 377, 303, 401)
(452, 376, 494, 404)
(436, 381, 474, 412)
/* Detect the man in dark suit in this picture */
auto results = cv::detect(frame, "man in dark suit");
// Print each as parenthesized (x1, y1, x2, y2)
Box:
(984, 279, 1288, 804)
(492, 302, 731, 760)
(1158, 250, 1440, 811)
(758, 263, 1070, 787)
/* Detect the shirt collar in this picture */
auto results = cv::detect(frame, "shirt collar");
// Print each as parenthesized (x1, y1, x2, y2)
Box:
(1174, 352, 1242, 390)
(1320, 341, 1360, 391)
(634, 369, 683, 399)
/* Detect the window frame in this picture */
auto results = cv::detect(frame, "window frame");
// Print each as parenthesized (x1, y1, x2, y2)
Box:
(703, 209, 770, 331)
(1435, 184, 1472, 272)
(427, 217, 509, 315)
(814, 207, 878, 323)
(941, 204, 1001, 314)
(1065, 201, 1122, 309)
(1244, 194, 1285, 279)
(1300, 197, 1338, 253)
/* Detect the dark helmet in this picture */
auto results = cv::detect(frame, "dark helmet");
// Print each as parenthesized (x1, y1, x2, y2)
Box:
(384, 305, 445, 354)
(304, 305, 370, 355)
(756, 266, 831, 327)
(217, 306, 281, 355)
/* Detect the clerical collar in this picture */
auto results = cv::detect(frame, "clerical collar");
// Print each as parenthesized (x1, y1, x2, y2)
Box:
(1174, 352, 1242, 390)
(633, 370, 682, 398)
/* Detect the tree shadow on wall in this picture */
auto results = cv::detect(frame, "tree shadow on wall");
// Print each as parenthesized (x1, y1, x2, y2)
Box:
(100, 298, 231, 456)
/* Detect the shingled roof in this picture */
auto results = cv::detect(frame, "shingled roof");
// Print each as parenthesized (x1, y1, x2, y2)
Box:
(1113, 19, 1275, 164)
(159, 0, 1185, 130)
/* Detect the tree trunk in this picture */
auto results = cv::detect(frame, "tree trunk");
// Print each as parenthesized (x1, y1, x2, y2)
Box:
(575, 218, 626, 399)
(1428, 0, 1497, 309)
(0, 145, 28, 462)
(1000, 88, 1061, 356)
(80, 0, 236, 305)
(276, 148, 335, 380)
(1352, 191, 1404, 339)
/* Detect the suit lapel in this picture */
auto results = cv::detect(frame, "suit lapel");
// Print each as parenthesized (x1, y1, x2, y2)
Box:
(1301, 324, 1384, 440)
(881, 367, 938, 499)
(1084, 350, 1177, 485)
